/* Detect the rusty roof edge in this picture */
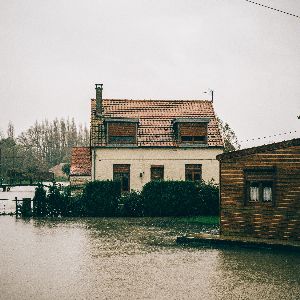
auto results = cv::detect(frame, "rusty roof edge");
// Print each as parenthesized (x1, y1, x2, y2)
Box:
(104, 117, 139, 123)
(217, 138, 300, 161)
(173, 117, 211, 123)
(91, 98, 213, 102)
(91, 145, 224, 149)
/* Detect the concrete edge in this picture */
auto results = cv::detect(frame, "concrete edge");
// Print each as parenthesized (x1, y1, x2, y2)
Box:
(176, 235, 300, 252)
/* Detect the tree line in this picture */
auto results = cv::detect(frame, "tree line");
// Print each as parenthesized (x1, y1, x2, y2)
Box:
(0, 119, 89, 182)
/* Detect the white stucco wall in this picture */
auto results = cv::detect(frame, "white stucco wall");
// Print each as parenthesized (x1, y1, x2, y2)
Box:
(92, 147, 223, 191)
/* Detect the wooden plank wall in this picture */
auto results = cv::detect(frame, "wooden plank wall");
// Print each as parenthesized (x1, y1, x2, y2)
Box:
(220, 145, 300, 241)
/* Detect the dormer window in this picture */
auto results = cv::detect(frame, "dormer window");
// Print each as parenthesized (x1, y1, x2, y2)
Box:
(173, 118, 210, 145)
(105, 118, 138, 145)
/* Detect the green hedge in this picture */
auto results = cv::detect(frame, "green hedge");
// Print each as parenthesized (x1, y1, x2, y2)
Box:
(197, 181, 219, 216)
(82, 180, 121, 217)
(140, 180, 218, 216)
(33, 183, 47, 217)
(141, 181, 196, 216)
(119, 191, 144, 217)
(31, 180, 219, 218)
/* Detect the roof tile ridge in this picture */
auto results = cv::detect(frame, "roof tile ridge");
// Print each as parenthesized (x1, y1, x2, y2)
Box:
(94, 98, 213, 102)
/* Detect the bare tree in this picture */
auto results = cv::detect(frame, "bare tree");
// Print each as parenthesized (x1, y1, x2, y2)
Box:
(7, 121, 14, 140)
(217, 118, 240, 153)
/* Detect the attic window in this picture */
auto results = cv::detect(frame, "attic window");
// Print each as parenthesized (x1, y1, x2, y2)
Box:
(105, 118, 138, 145)
(173, 118, 210, 145)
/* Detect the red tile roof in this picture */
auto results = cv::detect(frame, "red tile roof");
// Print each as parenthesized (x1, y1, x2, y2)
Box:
(91, 99, 223, 147)
(70, 147, 91, 176)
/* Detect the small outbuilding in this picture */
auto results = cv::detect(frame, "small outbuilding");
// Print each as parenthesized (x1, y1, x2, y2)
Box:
(217, 138, 300, 241)
(70, 147, 91, 188)
(49, 163, 68, 180)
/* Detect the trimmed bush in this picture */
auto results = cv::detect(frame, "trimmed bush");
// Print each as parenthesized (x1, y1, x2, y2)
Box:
(59, 188, 85, 217)
(119, 191, 144, 217)
(141, 181, 200, 216)
(82, 180, 121, 217)
(197, 181, 219, 216)
(141, 180, 219, 217)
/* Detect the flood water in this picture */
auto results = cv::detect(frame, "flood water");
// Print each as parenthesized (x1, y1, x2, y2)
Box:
(0, 216, 299, 300)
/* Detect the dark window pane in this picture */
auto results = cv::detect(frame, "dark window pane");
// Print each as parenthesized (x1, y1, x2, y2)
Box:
(194, 173, 201, 181)
(186, 173, 193, 181)
(181, 136, 206, 143)
(109, 136, 135, 144)
(181, 136, 193, 142)
(113, 164, 130, 192)
(151, 166, 164, 181)
(194, 136, 206, 142)
(122, 174, 129, 192)
(185, 164, 202, 181)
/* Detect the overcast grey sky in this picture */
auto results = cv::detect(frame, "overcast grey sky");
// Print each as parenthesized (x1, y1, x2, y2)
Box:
(0, 0, 299, 148)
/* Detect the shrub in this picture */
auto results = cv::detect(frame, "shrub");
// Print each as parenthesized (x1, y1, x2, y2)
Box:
(82, 180, 121, 217)
(62, 163, 71, 176)
(141, 180, 219, 217)
(119, 191, 144, 217)
(31, 180, 219, 218)
(141, 181, 200, 216)
(47, 182, 63, 217)
(60, 187, 85, 217)
(197, 181, 219, 216)
(33, 183, 47, 217)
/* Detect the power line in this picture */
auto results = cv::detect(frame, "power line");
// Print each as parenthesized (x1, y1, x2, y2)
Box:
(243, 0, 300, 19)
(239, 130, 298, 143)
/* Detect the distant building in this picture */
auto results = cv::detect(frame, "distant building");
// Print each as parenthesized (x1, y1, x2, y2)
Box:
(217, 138, 300, 241)
(69, 147, 91, 187)
(49, 163, 68, 179)
(87, 84, 223, 192)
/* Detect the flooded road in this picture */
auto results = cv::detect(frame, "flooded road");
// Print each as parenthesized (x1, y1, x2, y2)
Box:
(0, 216, 299, 300)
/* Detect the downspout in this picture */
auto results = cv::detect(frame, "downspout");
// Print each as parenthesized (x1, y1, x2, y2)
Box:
(219, 160, 222, 235)
(93, 149, 96, 181)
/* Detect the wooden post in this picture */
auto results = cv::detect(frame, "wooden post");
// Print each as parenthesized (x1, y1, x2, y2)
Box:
(15, 197, 19, 218)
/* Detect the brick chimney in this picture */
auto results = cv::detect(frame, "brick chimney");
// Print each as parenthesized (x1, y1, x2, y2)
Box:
(95, 84, 103, 116)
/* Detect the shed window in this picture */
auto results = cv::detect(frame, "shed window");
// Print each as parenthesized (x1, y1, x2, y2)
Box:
(249, 183, 259, 202)
(263, 185, 272, 202)
(151, 165, 164, 181)
(245, 168, 275, 205)
(185, 164, 202, 182)
(113, 164, 130, 192)
(107, 122, 137, 145)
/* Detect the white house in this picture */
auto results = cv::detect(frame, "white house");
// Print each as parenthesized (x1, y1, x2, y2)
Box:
(81, 84, 223, 192)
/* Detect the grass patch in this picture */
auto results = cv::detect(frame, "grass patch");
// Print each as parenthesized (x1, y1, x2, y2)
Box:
(176, 216, 219, 225)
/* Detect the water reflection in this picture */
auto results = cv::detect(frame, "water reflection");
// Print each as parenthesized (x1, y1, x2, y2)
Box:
(0, 216, 299, 300)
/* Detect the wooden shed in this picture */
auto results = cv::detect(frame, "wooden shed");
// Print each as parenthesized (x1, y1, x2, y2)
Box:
(217, 138, 300, 241)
